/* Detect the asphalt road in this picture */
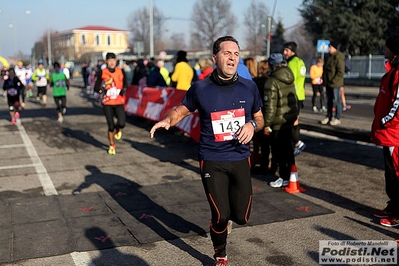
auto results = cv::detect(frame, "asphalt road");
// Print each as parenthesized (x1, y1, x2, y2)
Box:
(0, 82, 398, 266)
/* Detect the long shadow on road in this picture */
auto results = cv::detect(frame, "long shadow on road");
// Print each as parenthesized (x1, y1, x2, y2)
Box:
(86, 226, 150, 266)
(299, 134, 383, 170)
(73, 165, 212, 265)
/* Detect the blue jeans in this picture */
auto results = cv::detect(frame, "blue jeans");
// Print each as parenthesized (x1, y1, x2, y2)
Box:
(326, 86, 342, 120)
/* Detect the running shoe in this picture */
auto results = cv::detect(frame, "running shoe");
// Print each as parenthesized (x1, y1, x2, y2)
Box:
(11, 119, 16, 125)
(320, 118, 330, 125)
(329, 118, 341, 126)
(58, 116, 63, 123)
(321, 106, 327, 112)
(270, 177, 289, 188)
(62, 107, 67, 115)
(372, 209, 392, 218)
(36, 96, 40, 101)
(115, 129, 122, 140)
(214, 256, 229, 266)
(294, 140, 306, 156)
(312, 106, 318, 113)
(15, 112, 20, 119)
(108, 144, 116, 155)
(380, 217, 399, 227)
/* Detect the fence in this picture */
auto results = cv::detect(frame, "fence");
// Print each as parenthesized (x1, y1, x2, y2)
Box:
(345, 55, 385, 79)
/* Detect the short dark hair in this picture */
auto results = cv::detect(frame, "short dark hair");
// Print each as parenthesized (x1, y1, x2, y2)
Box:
(53, 61, 60, 68)
(105, 52, 116, 60)
(386, 34, 399, 55)
(176, 50, 188, 63)
(212, 36, 240, 55)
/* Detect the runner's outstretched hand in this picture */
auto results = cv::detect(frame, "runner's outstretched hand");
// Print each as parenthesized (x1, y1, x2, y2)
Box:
(150, 120, 171, 138)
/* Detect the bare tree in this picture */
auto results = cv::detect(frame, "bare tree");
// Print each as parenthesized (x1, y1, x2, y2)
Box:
(35, 30, 58, 65)
(286, 25, 315, 69)
(190, 0, 237, 51)
(13, 50, 30, 63)
(127, 6, 164, 56)
(243, 0, 270, 56)
(32, 41, 45, 63)
(189, 33, 204, 50)
(169, 33, 187, 50)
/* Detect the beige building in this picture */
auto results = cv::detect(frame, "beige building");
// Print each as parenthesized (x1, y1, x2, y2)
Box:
(53, 25, 130, 62)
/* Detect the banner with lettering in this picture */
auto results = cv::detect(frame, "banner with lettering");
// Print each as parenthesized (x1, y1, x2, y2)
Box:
(124, 85, 200, 142)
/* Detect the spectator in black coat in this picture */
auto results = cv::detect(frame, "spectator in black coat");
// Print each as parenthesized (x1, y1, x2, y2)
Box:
(131, 59, 147, 85)
(146, 62, 167, 87)
(81, 63, 89, 88)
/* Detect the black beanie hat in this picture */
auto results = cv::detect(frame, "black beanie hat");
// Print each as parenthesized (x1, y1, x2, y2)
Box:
(329, 40, 340, 50)
(284, 42, 297, 53)
(106, 52, 116, 60)
(386, 34, 399, 55)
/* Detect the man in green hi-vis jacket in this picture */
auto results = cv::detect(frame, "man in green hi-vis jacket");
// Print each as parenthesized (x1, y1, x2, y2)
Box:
(283, 41, 307, 156)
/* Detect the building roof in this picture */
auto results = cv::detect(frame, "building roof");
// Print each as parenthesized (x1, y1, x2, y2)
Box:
(56, 25, 130, 36)
(74, 25, 127, 32)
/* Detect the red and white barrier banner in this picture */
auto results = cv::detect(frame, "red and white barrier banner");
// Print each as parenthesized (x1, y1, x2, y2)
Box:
(124, 85, 200, 142)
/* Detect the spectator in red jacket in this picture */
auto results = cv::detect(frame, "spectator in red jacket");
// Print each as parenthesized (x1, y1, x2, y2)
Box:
(197, 57, 214, 81)
(370, 34, 399, 227)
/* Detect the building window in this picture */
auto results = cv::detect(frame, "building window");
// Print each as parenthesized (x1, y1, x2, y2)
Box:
(107, 34, 111, 46)
(95, 34, 100, 46)
(81, 34, 86, 45)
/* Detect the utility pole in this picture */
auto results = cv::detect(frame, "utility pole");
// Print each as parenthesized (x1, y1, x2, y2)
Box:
(149, 0, 154, 58)
(266, 0, 278, 58)
(46, 0, 52, 66)
(266, 16, 272, 58)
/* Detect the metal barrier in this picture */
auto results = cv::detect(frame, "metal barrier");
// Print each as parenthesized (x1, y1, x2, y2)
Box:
(346, 55, 385, 79)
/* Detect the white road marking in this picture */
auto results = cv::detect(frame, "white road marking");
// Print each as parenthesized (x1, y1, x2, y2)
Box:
(16, 122, 58, 196)
(14, 123, 94, 266)
(301, 129, 380, 148)
(0, 163, 42, 170)
(0, 144, 26, 148)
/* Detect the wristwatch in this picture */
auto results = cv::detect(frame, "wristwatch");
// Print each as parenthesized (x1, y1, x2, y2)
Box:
(248, 119, 257, 130)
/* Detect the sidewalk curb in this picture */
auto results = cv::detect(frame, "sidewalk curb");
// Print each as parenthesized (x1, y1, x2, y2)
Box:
(300, 122, 371, 143)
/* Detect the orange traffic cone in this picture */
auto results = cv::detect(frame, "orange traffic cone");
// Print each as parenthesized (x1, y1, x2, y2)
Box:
(282, 164, 306, 194)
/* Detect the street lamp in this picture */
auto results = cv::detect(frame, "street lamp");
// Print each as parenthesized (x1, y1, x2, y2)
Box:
(46, 0, 52, 66)
(2, 10, 31, 56)
(8, 23, 16, 54)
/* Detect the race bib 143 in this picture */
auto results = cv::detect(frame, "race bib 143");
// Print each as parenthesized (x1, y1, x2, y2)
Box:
(210, 108, 245, 142)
